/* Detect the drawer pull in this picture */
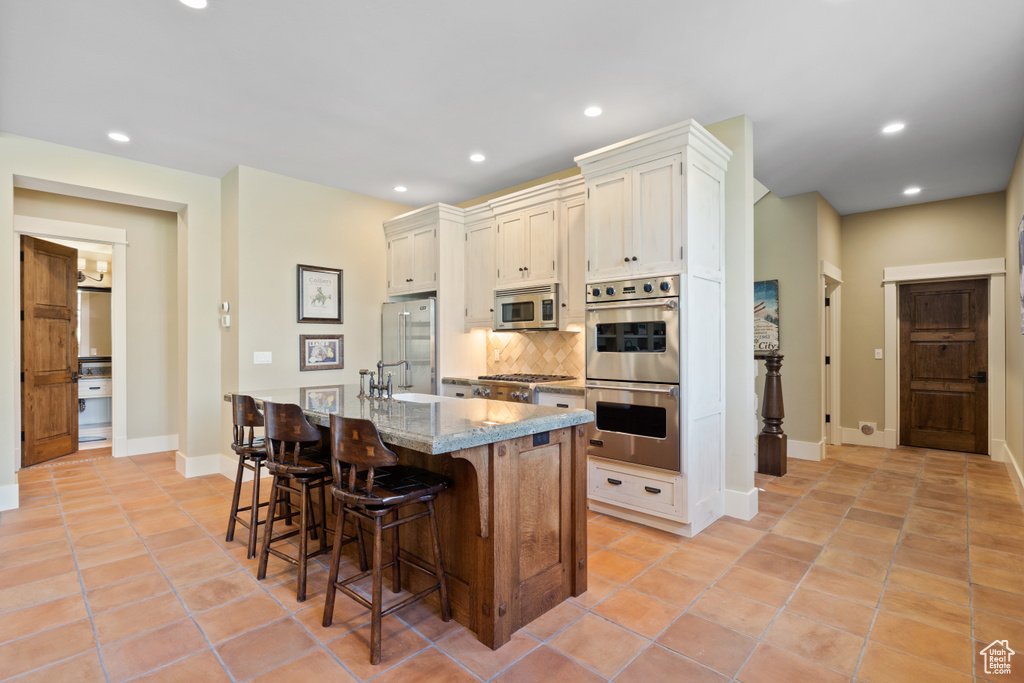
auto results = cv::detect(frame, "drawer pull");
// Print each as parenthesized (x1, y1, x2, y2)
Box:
(89, 387, 101, 390)
(606, 478, 622, 486)
(556, 403, 569, 408)
(644, 486, 662, 494)
(455, 392, 465, 397)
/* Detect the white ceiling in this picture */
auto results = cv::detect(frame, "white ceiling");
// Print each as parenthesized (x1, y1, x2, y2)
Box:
(2, 0, 1022, 215)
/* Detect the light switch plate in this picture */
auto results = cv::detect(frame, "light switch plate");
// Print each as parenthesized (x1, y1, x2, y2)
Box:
(493, 349, 500, 362)
(874, 348, 883, 359)
(254, 351, 272, 364)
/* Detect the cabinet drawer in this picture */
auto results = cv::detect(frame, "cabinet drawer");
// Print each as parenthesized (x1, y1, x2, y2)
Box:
(589, 459, 684, 519)
(536, 392, 584, 409)
(79, 378, 111, 398)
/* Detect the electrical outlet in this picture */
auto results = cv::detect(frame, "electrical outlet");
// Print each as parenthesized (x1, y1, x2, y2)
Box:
(874, 348, 883, 359)
(493, 349, 500, 362)
(254, 351, 272, 364)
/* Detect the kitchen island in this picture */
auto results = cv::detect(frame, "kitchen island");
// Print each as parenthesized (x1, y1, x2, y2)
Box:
(226, 385, 593, 649)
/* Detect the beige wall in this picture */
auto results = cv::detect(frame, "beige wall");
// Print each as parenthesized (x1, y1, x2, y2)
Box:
(818, 195, 841, 269)
(227, 166, 411, 396)
(706, 116, 757, 510)
(754, 192, 822, 445)
(840, 192, 1006, 431)
(14, 189, 180, 441)
(1005, 136, 1024, 474)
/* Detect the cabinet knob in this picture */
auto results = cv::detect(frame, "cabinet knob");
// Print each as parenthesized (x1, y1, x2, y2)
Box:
(523, 266, 528, 270)
(623, 257, 630, 263)
(631, 256, 638, 261)
(489, 308, 494, 312)
(518, 267, 523, 272)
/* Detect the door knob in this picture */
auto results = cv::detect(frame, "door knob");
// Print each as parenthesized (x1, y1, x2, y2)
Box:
(969, 371, 987, 383)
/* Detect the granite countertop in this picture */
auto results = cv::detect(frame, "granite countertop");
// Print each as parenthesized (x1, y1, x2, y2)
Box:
(225, 384, 593, 455)
(441, 376, 586, 397)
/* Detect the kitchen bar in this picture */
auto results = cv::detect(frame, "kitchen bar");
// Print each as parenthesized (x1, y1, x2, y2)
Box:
(225, 385, 593, 649)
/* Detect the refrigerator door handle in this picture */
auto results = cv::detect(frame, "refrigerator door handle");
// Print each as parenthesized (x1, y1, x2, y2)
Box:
(400, 311, 413, 388)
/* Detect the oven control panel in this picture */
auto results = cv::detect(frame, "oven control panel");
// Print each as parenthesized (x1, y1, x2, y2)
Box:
(587, 275, 680, 303)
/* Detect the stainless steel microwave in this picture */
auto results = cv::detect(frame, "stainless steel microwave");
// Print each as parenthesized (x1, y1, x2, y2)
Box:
(494, 284, 559, 331)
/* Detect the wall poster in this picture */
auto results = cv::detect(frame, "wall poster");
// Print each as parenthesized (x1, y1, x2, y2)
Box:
(297, 264, 343, 323)
(754, 279, 780, 356)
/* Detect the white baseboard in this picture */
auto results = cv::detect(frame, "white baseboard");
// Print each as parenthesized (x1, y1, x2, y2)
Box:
(218, 453, 272, 481)
(724, 486, 758, 520)
(991, 439, 1008, 462)
(174, 451, 221, 478)
(842, 426, 886, 448)
(789, 439, 824, 462)
(884, 428, 897, 449)
(1003, 443, 1024, 512)
(128, 435, 179, 457)
(0, 483, 18, 511)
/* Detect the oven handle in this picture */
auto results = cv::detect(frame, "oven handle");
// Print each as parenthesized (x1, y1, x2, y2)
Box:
(586, 384, 679, 397)
(585, 300, 677, 312)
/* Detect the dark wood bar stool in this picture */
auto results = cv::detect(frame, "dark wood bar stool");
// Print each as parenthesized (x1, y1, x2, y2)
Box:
(322, 414, 451, 664)
(226, 394, 271, 559)
(256, 401, 337, 602)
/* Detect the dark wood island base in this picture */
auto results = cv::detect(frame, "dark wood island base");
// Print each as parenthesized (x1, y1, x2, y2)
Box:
(322, 423, 589, 650)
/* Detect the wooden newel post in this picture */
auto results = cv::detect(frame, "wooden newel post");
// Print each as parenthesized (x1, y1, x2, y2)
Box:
(758, 351, 787, 476)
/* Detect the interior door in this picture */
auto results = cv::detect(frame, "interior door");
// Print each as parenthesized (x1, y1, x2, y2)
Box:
(21, 235, 79, 466)
(899, 279, 988, 453)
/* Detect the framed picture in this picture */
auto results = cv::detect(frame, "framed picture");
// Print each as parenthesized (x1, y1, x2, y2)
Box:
(300, 385, 341, 413)
(1018, 214, 1023, 334)
(297, 264, 342, 323)
(754, 279, 780, 356)
(299, 334, 343, 371)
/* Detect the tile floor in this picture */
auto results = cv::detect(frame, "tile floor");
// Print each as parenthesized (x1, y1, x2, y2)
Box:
(2, 445, 1024, 682)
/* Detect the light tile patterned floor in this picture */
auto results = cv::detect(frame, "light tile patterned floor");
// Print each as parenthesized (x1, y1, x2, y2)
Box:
(2, 445, 1024, 681)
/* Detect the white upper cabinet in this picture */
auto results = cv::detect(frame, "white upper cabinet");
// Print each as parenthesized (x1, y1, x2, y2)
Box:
(386, 224, 436, 295)
(583, 154, 681, 280)
(495, 202, 556, 285)
(464, 218, 496, 325)
(560, 196, 586, 325)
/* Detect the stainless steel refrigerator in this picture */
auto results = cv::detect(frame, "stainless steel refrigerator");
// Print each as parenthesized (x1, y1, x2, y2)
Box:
(381, 298, 437, 394)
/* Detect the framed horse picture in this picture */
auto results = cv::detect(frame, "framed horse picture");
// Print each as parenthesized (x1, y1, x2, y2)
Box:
(297, 264, 343, 323)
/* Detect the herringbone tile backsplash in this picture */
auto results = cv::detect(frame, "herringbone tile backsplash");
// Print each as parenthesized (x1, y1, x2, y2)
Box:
(485, 331, 585, 377)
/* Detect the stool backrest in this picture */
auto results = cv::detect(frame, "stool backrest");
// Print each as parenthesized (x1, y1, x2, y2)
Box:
(264, 401, 322, 466)
(329, 414, 397, 493)
(231, 394, 264, 448)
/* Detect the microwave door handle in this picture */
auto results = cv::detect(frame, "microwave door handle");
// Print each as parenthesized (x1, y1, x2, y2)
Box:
(586, 384, 679, 397)
(585, 300, 678, 312)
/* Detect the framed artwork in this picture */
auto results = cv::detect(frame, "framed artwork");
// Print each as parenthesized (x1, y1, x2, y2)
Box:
(754, 279, 780, 356)
(1018, 214, 1023, 334)
(297, 264, 342, 323)
(300, 385, 341, 413)
(299, 334, 343, 371)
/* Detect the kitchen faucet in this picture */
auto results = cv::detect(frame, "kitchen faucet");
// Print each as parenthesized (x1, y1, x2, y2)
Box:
(370, 359, 410, 399)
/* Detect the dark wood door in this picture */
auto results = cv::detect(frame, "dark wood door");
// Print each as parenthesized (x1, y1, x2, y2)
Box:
(899, 279, 988, 453)
(21, 235, 79, 466)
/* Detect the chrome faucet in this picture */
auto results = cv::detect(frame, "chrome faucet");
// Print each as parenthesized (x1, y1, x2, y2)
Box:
(374, 359, 410, 399)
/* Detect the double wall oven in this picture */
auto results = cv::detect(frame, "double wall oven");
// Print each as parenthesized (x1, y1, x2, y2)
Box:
(585, 275, 681, 472)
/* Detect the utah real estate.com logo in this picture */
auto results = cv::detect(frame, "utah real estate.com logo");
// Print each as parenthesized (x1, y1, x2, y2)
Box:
(980, 640, 1015, 676)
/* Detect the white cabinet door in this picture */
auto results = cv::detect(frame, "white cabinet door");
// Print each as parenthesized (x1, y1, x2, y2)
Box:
(561, 197, 586, 324)
(410, 226, 437, 292)
(585, 170, 631, 281)
(525, 203, 556, 282)
(633, 154, 683, 275)
(464, 219, 496, 325)
(387, 231, 414, 294)
(496, 212, 527, 285)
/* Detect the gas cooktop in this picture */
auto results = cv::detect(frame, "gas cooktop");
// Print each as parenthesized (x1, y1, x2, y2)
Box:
(477, 374, 576, 383)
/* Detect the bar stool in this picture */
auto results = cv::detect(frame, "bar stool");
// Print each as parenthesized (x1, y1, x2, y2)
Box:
(256, 401, 337, 602)
(322, 414, 451, 664)
(226, 394, 271, 559)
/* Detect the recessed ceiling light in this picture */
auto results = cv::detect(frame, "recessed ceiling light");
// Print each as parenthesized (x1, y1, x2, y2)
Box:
(470, 153, 485, 162)
(584, 106, 602, 118)
(107, 132, 130, 143)
(394, 186, 407, 193)
(903, 186, 921, 195)
(883, 122, 905, 134)
(179, 0, 208, 8)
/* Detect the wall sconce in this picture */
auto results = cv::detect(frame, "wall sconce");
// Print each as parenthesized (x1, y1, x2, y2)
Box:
(78, 259, 107, 283)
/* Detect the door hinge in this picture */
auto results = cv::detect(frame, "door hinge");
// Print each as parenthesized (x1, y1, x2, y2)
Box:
(20, 251, 25, 262)
(21, 430, 25, 442)
(20, 311, 24, 321)
(497, 269, 500, 277)
(825, 356, 831, 365)
(20, 372, 25, 382)
(825, 414, 831, 424)
(465, 233, 468, 241)
(825, 297, 830, 306)
(587, 259, 590, 271)
(388, 242, 390, 249)
(680, 247, 684, 260)
(465, 308, 468, 317)
(552, 260, 555, 270)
